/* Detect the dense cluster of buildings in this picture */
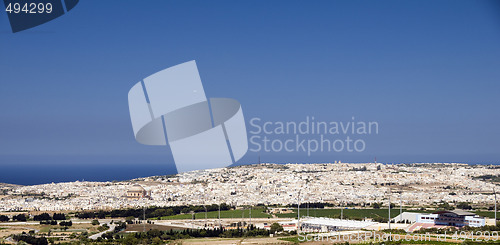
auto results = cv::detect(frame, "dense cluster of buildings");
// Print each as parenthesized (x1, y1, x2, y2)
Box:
(0, 163, 498, 212)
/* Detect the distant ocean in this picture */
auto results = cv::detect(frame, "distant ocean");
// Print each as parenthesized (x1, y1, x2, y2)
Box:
(0, 162, 178, 186)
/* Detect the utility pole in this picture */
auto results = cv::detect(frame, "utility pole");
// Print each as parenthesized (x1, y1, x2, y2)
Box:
(249, 205, 252, 227)
(400, 188, 403, 223)
(218, 202, 221, 228)
(143, 207, 146, 232)
(204, 205, 207, 227)
(495, 188, 497, 222)
(388, 189, 391, 230)
(341, 202, 343, 220)
(297, 189, 301, 231)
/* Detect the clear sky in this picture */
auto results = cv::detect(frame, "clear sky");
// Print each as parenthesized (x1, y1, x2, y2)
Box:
(0, 0, 499, 183)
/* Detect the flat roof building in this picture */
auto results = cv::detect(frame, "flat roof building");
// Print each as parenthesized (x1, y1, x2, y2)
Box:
(418, 210, 485, 227)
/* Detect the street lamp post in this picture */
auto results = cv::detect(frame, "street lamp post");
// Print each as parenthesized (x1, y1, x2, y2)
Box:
(249, 205, 252, 227)
(143, 207, 146, 232)
(297, 189, 301, 231)
(388, 189, 391, 230)
(204, 205, 207, 227)
(400, 188, 403, 223)
(495, 188, 497, 222)
(341, 203, 343, 220)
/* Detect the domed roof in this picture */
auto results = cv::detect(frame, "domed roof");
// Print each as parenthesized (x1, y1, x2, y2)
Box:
(128, 184, 145, 192)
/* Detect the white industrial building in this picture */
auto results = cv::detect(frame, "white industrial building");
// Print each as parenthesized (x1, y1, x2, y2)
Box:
(300, 217, 377, 232)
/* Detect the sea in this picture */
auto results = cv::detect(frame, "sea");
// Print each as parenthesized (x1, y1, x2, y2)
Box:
(0, 162, 178, 186)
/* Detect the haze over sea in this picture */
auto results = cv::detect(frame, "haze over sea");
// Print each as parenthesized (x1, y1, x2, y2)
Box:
(0, 153, 497, 185)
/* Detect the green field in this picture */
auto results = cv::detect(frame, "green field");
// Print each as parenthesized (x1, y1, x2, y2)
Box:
(275, 208, 420, 220)
(473, 211, 497, 218)
(159, 208, 415, 220)
(160, 208, 272, 220)
(158, 208, 496, 221)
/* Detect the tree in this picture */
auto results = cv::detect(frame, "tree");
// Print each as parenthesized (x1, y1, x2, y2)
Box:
(13, 234, 48, 245)
(0, 215, 9, 222)
(147, 229, 162, 238)
(122, 235, 138, 245)
(150, 208, 167, 218)
(91, 219, 100, 226)
(125, 216, 135, 224)
(97, 210, 106, 219)
(102, 231, 114, 240)
(13, 214, 27, 222)
(98, 223, 109, 232)
(52, 213, 66, 220)
(114, 221, 127, 232)
(152, 237, 163, 245)
(457, 202, 472, 210)
(269, 223, 283, 234)
(34, 213, 51, 221)
(372, 202, 381, 209)
(59, 221, 72, 227)
(438, 202, 453, 210)
(165, 208, 174, 216)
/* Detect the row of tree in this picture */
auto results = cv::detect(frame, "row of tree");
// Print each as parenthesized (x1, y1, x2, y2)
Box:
(33, 212, 66, 221)
(0, 213, 66, 222)
(76, 203, 232, 219)
(285, 202, 335, 209)
(12, 233, 48, 245)
(0, 213, 27, 222)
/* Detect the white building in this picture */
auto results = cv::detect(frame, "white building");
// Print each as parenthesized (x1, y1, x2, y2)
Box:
(417, 210, 485, 227)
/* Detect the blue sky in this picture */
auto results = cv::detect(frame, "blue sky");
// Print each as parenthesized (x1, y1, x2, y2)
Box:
(0, 0, 499, 183)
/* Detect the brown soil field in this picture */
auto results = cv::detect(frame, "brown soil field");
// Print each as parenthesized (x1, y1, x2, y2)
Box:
(124, 223, 188, 232)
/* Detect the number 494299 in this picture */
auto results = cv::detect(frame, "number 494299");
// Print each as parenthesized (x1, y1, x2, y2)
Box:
(5, 2, 53, 14)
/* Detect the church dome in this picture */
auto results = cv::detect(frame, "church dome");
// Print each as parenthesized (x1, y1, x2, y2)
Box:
(128, 184, 145, 192)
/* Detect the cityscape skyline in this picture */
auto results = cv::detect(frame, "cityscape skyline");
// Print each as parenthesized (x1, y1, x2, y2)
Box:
(2, 162, 499, 211)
